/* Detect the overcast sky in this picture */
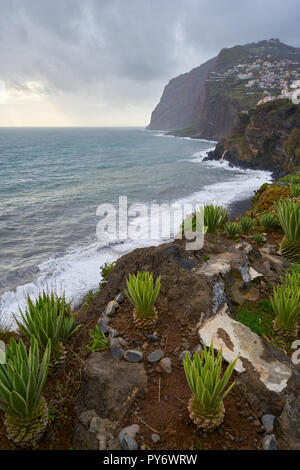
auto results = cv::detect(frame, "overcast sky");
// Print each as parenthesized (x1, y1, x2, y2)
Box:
(0, 0, 299, 126)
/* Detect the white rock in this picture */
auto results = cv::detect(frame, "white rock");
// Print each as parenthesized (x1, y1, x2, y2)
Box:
(198, 304, 292, 393)
(249, 266, 263, 281)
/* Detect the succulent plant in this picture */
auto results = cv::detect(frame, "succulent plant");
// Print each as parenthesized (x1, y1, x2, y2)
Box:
(125, 272, 161, 331)
(225, 222, 240, 238)
(16, 292, 79, 373)
(183, 344, 237, 431)
(277, 201, 300, 263)
(239, 217, 255, 235)
(0, 337, 50, 448)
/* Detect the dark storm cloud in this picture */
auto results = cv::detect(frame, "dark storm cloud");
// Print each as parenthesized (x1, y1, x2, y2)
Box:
(0, 0, 299, 122)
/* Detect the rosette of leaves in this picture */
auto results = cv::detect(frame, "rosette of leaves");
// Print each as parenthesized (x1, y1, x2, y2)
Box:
(277, 201, 300, 263)
(239, 217, 255, 235)
(125, 272, 161, 331)
(0, 337, 50, 448)
(225, 222, 240, 239)
(183, 344, 237, 431)
(270, 274, 300, 339)
(16, 292, 79, 372)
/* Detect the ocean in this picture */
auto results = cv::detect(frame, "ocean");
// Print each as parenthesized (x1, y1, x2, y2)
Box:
(0, 127, 272, 328)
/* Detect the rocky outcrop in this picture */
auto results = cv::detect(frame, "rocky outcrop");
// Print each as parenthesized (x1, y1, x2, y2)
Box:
(204, 100, 300, 175)
(74, 352, 147, 450)
(274, 394, 300, 449)
(147, 39, 300, 141)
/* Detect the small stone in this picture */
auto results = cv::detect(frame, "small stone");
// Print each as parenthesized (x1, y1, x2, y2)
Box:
(121, 437, 138, 450)
(179, 350, 191, 362)
(159, 357, 172, 374)
(261, 414, 276, 434)
(249, 267, 263, 282)
(164, 396, 168, 401)
(124, 350, 143, 363)
(118, 424, 140, 444)
(148, 350, 164, 363)
(133, 340, 143, 347)
(105, 301, 119, 317)
(262, 434, 277, 450)
(151, 433, 161, 443)
(97, 316, 110, 334)
(192, 345, 203, 355)
(248, 416, 254, 423)
(109, 329, 118, 338)
(89, 416, 102, 433)
(147, 335, 159, 342)
(115, 293, 125, 304)
(110, 346, 124, 360)
(239, 409, 251, 418)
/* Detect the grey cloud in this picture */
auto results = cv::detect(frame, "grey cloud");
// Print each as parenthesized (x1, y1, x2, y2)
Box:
(0, 0, 299, 123)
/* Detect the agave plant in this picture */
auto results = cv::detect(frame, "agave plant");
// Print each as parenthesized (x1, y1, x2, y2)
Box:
(277, 201, 300, 262)
(16, 292, 79, 372)
(290, 184, 300, 198)
(204, 205, 228, 234)
(183, 344, 237, 431)
(260, 213, 278, 231)
(125, 272, 161, 331)
(253, 233, 265, 246)
(270, 280, 300, 338)
(225, 222, 240, 239)
(239, 216, 255, 235)
(0, 337, 50, 448)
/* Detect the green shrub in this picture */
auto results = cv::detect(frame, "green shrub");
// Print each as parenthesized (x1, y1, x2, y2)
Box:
(204, 205, 228, 234)
(124, 272, 161, 320)
(260, 213, 278, 231)
(270, 282, 300, 334)
(0, 337, 50, 447)
(253, 233, 265, 246)
(99, 261, 116, 289)
(183, 344, 237, 431)
(239, 217, 255, 234)
(86, 325, 109, 352)
(277, 201, 300, 262)
(290, 184, 300, 198)
(16, 292, 79, 365)
(225, 222, 240, 238)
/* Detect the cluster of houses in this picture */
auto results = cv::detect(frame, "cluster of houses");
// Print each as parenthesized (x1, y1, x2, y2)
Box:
(207, 54, 300, 106)
(257, 80, 300, 106)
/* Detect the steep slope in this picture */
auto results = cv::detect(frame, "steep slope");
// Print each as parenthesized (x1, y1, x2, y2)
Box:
(147, 39, 300, 141)
(204, 99, 300, 176)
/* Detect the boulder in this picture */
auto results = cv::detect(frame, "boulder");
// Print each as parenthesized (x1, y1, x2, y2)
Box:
(74, 352, 147, 449)
(274, 394, 300, 450)
(198, 304, 294, 414)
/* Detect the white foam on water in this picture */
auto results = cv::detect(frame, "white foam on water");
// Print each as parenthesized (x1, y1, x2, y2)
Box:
(0, 141, 272, 329)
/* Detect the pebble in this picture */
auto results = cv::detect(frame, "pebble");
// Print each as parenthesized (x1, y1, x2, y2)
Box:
(179, 350, 191, 362)
(147, 334, 159, 342)
(97, 316, 110, 335)
(118, 424, 140, 444)
(261, 414, 276, 434)
(110, 345, 124, 360)
(114, 293, 125, 304)
(247, 416, 254, 423)
(124, 350, 143, 363)
(121, 437, 139, 450)
(105, 301, 119, 317)
(151, 433, 161, 444)
(192, 345, 203, 355)
(148, 349, 164, 363)
(262, 434, 277, 450)
(159, 357, 172, 374)
(109, 329, 118, 338)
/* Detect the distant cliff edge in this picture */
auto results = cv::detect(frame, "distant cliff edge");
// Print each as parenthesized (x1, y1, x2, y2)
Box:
(147, 39, 300, 141)
(204, 99, 300, 178)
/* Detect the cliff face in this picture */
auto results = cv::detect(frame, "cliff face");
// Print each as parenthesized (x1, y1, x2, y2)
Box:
(204, 100, 300, 176)
(147, 39, 300, 141)
(147, 57, 216, 132)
